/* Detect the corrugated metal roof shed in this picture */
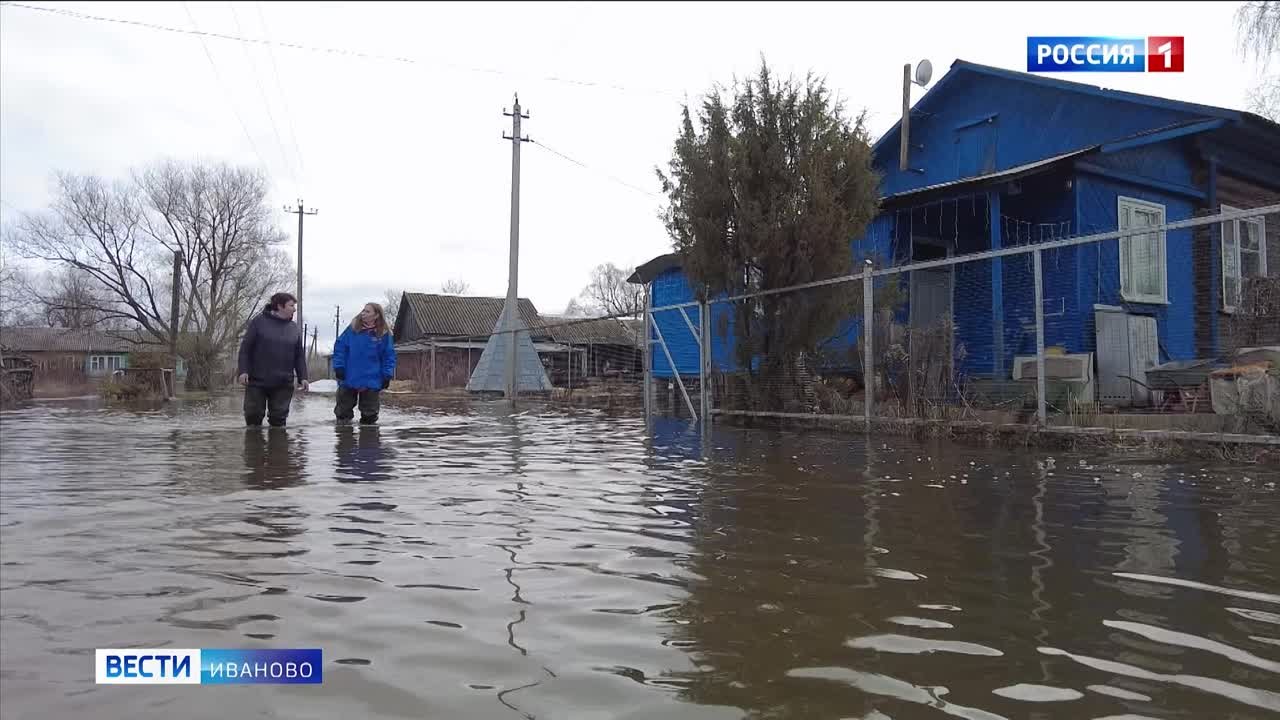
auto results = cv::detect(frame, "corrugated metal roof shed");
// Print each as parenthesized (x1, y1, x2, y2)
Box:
(537, 315, 640, 346)
(400, 293, 543, 339)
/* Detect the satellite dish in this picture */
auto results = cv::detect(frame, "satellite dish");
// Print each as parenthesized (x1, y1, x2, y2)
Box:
(914, 59, 933, 87)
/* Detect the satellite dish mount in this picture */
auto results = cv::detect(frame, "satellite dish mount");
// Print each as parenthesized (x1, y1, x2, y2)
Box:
(899, 58, 932, 171)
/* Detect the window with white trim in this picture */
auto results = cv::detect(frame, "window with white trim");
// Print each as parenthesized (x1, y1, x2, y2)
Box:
(1118, 196, 1167, 304)
(1221, 204, 1267, 312)
(90, 355, 122, 372)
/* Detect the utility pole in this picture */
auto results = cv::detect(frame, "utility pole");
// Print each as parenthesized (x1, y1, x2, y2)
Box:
(502, 95, 531, 400)
(284, 199, 318, 333)
(334, 305, 340, 348)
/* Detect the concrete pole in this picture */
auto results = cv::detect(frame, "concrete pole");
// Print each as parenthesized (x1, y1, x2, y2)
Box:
(504, 96, 529, 400)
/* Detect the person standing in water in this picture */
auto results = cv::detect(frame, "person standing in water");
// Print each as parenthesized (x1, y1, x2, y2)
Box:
(331, 302, 397, 425)
(237, 292, 309, 427)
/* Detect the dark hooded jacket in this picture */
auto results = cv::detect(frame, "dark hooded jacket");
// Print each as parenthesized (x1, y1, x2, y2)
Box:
(237, 308, 308, 387)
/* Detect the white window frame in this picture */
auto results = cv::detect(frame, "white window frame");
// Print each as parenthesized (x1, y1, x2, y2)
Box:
(89, 355, 121, 373)
(1220, 204, 1268, 313)
(1118, 196, 1168, 304)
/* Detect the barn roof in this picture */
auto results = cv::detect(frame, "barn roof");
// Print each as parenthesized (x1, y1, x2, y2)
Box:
(538, 315, 641, 346)
(396, 293, 543, 340)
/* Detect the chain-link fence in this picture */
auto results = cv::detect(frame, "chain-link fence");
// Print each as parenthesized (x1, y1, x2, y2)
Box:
(643, 203, 1279, 436)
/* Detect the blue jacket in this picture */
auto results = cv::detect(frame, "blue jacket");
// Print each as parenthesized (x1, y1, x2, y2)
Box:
(332, 327, 396, 391)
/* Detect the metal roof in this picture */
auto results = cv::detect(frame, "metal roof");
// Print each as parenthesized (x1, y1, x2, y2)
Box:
(537, 315, 641, 346)
(878, 147, 1096, 206)
(396, 339, 572, 353)
(400, 293, 543, 339)
(627, 253, 682, 285)
(0, 326, 134, 353)
(871, 58, 1245, 157)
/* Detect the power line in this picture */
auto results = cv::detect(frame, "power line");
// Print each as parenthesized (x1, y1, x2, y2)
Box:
(180, 1, 272, 175)
(256, 0, 306, 194)
(0, 1, 686, 103)
(530, 139, 660, 200)
(227, 1, 295, 192)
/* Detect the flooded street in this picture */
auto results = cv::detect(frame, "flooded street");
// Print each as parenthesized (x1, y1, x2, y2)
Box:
(1, 395, 1278, 720)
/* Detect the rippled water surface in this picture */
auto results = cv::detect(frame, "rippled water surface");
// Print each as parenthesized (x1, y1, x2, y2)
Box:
(2, 395, 1279, 719)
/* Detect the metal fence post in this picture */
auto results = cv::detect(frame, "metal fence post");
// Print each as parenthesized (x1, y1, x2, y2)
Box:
(1034, 248, 1046, 425)
(643, 285, 652, 424)
(700, 300, 710, 426)
(863, 260, 874, 431)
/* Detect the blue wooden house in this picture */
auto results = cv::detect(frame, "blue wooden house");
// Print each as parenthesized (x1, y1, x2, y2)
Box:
(630, 59, 1279, 407)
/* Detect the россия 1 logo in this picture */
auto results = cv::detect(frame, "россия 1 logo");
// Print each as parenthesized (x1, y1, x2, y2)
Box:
(1027, 36, 1184, 73)
(95, 648, 323, 685)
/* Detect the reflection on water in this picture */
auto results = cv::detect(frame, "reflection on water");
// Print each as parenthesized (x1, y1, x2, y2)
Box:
(334, 426, 393, 483)
(1, 395, 1278, 720)
(244, 428, 306, 490)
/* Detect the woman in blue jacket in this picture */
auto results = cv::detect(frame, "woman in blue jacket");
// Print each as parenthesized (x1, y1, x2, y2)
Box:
(332, 302, 397, 425)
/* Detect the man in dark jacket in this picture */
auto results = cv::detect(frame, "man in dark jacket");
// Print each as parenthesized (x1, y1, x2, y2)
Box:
(237, 292, 309, 427)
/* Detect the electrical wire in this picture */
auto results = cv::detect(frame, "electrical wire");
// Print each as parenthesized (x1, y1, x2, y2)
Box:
(180, 1, 272, 174)
(0, 1, 686, 103)
(530, 139, 660, 200)
(227, 1, 295, 191)
(255, 1, 306, 193)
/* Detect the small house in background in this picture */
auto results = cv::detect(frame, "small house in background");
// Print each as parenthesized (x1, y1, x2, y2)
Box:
(391, 292, 561, 389)
(631, 58, 1280, 410)
(0, 326, 132, 379)
(0, 326, 188, 393)
(390, 292, 644, 389)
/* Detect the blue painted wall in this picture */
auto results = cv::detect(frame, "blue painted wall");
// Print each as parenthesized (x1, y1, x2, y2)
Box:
(1073, 174, 1197, 363)
(1089, 142, 1197, 189)
(951, 191, 1080, 375)
(649, 268, 701, 378)
(875, 71, 1207, 197)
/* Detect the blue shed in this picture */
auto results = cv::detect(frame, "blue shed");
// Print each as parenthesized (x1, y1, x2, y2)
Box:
(631, 59, 1280, 407)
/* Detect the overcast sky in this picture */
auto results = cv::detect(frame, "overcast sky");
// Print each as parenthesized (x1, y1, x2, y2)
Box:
(0, 1, 1266, 350)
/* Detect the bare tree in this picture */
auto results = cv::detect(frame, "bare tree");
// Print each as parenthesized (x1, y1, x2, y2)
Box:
(0, 235, 37, 326)
(28, 265, 111, 329)
(562, 297, 598, 318)
(383, 288, 402, 330)
(1237, 1, 1280, 120)
(579, 262, 643, 317)
(440, 278, 470, 295)
(11, 161, 292, 389)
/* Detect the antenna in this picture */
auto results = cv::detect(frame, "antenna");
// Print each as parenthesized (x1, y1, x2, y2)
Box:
(914, 59, 933, 87)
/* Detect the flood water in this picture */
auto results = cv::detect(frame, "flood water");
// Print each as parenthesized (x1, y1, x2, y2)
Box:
(2, 394, 1278, 720)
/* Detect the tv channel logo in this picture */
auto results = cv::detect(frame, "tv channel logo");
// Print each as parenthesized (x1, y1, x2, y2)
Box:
(1027, 36, 1184, 73)
(96, 648, 323, 685)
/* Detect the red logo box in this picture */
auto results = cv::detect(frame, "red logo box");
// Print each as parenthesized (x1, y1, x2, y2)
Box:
(1147, 36, 1184, 72)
